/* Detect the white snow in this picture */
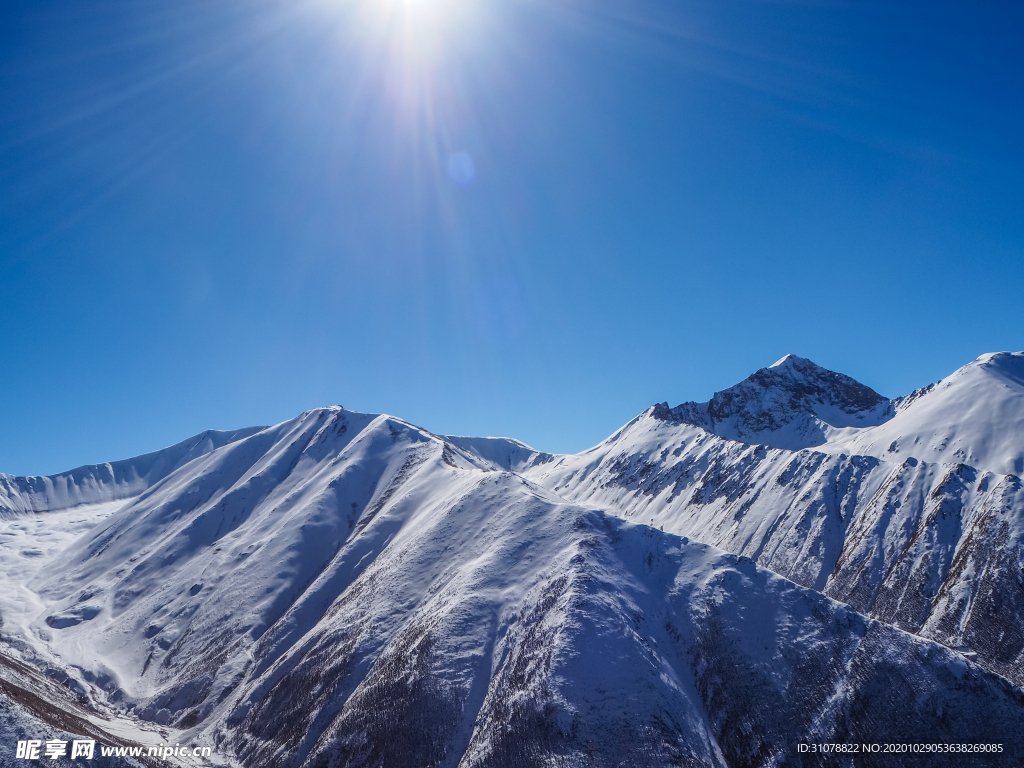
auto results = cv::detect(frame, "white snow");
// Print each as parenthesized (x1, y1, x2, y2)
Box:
(821, 351, 1024, 474)
(0, 501, 125, 658)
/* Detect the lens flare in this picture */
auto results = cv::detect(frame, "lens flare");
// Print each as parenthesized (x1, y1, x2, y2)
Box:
(447, 151, 475, 186)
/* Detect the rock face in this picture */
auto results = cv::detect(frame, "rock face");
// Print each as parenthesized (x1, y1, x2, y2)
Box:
(665, 354, 892, 450)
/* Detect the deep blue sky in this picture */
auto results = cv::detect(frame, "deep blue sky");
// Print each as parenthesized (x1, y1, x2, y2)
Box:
(1, 0, 1022, 475)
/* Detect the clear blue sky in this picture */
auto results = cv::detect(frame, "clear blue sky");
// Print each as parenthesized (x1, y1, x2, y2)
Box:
(1, 0, 1022, 476)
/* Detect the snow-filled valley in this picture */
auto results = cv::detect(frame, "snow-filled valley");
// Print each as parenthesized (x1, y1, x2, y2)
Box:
(2, 353, 1024, 766)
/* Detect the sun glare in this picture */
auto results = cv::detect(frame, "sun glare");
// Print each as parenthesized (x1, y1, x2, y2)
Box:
(299, 0, 500, 194)
(308, 0, 489, 113)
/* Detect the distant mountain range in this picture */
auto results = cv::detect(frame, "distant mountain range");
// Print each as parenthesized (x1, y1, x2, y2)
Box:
(2, 352, 1023, 767)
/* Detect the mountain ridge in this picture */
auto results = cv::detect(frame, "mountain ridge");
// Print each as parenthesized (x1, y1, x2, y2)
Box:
(0, 426, 265, 519)
(3, 404, 1022, 766)
(2, 353, 1024, 766)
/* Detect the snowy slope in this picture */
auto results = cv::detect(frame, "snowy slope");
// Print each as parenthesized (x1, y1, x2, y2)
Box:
(0, 651, 174, 768)
(224, 495, 1024, 768)
(441, 435, 552, 473)
(4, 406, 1023, 766)
(0, 501, 126, 662)
(824, 352, 1024, 474)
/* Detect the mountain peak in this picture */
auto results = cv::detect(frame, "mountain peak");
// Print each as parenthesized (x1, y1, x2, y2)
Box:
(970, 351, 1024, 383)
(768, 353, 810, 369)
(656, 355, 890, 450)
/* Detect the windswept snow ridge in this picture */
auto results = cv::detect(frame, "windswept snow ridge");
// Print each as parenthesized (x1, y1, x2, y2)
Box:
(0, 427, 264, 519)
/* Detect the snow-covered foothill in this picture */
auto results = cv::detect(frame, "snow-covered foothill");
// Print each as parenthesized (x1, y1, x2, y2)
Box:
(441, 435, 551, 474)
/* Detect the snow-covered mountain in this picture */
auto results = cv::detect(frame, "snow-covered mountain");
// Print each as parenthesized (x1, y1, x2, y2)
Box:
(505, 352, 1024, 689)
(442, 435, 549, 474)
(2, 352, 1024, 767)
